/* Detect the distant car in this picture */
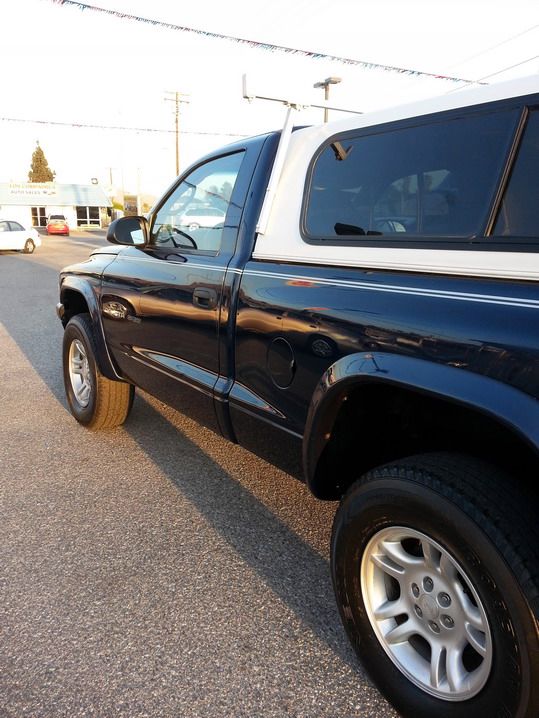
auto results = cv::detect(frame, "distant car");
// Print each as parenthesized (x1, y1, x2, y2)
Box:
(179, 206, 225, 230)
(0, 219, 41, 253)
(47, 214, 70, 236)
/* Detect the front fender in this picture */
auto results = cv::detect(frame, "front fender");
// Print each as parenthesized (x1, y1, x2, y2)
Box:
(303, 351, 539, 493)
(59, 275, 121, 381)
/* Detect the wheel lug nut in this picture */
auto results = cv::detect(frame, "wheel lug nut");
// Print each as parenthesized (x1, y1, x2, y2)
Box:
(428, 621, 440, 633)
(411, 583, 420, 598)
(414, 605, 423, 619)
(441, 615, 454, 629)
(423, 577, 434, 592)
(438, 592, 451, 608)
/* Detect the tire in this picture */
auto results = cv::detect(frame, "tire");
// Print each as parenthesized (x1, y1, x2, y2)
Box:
(23, 239, 35, 254)
(331, 453, 539, 718)
(62, 313, 134, 429)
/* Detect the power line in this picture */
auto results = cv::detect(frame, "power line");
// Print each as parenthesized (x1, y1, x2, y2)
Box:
(478, 54, 539, 82)
(0, 115, 249, 138)
(49, 0, 482, 85)
(445, 23, 539, 71)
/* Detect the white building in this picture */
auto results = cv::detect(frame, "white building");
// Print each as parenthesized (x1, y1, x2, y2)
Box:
(0, 182, 112, 228)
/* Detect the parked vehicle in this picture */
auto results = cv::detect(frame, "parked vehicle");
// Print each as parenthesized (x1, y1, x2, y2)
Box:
(57, 75, 539, 718)
(47, 214, 69, 236)
(0, 220, 41, 253)
(179, 206, 226, 230)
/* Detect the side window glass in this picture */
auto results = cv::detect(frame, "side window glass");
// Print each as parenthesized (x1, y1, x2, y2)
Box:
(0, 221, 9, 232)
(9, 222, 23, 231)
(373, 174, 418, 233)
(493, 110, 539, 237)
(305, 111, 517, 240)
(151, 151, 244, 253)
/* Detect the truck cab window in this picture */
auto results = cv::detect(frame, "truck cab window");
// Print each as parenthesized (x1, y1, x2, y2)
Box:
(151, 152, 244, 253)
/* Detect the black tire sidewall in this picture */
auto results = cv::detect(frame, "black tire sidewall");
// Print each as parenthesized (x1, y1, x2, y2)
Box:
(332, 476, 537, 718)
(62, 316, 98, 425)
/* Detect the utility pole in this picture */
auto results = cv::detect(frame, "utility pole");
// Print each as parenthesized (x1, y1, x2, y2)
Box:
(313, 77, 342, 122)
(136, 167, 142, 216)
(164, 91, 190, 176)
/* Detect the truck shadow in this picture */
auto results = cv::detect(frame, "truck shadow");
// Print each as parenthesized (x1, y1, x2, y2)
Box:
(0, 253, 363, 676)
(125, 393, 363, 674)
(0, 254, 67, 405)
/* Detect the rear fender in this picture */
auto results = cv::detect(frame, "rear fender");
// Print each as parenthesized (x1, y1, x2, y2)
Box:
(303, 351, 539, 494)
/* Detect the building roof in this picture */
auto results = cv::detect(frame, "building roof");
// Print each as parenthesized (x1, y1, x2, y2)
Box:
(0, 182, 112, 207)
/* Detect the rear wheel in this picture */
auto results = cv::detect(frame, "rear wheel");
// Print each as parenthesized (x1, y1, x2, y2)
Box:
(331, 453, 539, 718)
(23, 239, 35, 253)
(62, 313, 134, 428)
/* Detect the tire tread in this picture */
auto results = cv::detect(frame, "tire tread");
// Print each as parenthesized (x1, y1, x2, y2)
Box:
(63, 313, 133, 429)
(357, 453, 539, 622)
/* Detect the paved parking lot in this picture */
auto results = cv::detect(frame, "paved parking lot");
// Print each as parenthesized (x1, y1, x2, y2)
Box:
(0, 234, 397, 717)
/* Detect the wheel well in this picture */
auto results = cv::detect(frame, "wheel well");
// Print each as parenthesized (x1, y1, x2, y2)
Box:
(60, 289, 89, 327)
(310, 382, 539, 500)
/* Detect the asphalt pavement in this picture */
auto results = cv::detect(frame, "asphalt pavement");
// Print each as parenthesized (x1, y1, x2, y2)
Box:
(0, 233, 398, 717)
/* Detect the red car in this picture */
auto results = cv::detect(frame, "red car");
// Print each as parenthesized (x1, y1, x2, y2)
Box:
(47, 214, 70, 236)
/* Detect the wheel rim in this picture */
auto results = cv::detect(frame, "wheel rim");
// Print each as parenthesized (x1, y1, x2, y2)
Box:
(68, 339, 92, 408)
(25, 240, 34, 253)
(361, 526, 492, 701)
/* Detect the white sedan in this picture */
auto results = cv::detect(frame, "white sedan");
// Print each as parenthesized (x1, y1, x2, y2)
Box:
(0, 220, 41, 253)
(179, 206, 226, 230)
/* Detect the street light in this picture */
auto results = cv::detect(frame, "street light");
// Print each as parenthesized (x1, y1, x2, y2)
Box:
(313, 76, 342, 122)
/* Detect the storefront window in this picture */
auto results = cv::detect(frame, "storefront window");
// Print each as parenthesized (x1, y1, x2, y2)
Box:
(76, 206, 101, 227)
(31, 206, 47, 227)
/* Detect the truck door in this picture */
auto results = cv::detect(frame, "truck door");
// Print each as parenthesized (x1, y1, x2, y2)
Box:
(100, 150, 247, 432)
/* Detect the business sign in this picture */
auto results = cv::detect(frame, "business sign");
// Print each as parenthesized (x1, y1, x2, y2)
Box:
(8, 182, 57, 197)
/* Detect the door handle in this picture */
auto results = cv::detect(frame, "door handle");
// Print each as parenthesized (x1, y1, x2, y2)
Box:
(193, 287, 218, 309)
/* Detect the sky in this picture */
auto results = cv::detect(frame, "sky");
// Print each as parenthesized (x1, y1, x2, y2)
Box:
(1, 0, 538, 199)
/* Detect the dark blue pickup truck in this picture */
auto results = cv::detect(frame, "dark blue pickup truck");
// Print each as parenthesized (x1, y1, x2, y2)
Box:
(57, 75, 539, 718)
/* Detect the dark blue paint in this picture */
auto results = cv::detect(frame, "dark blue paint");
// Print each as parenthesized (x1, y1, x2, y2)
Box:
(231, 260, 539, 476)
(58, 125, 539, 490)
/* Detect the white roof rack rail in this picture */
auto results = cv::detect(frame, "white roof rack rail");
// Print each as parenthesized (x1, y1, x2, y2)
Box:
(242, 74, 361, 235)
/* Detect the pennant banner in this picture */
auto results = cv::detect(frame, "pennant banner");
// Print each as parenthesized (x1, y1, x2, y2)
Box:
(50, 0, 481, 85)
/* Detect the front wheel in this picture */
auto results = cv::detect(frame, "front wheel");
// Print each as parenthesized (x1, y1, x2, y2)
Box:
(62, 313, 134, 429)
(331, 453, 539, 718)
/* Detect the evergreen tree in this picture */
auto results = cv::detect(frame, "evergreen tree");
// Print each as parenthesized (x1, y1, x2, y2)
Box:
(28, 142, 55, 182)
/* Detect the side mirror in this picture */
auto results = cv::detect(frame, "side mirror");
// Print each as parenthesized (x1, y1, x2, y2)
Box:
(106, 216, 149, 246)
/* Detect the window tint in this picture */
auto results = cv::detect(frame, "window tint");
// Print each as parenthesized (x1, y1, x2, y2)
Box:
(305, 110, 517, 240)
(493, 110, 539, 237)
(0, 221, 9, 232)
(152, 152, 244, 253)
(9, 221, 24, 231)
